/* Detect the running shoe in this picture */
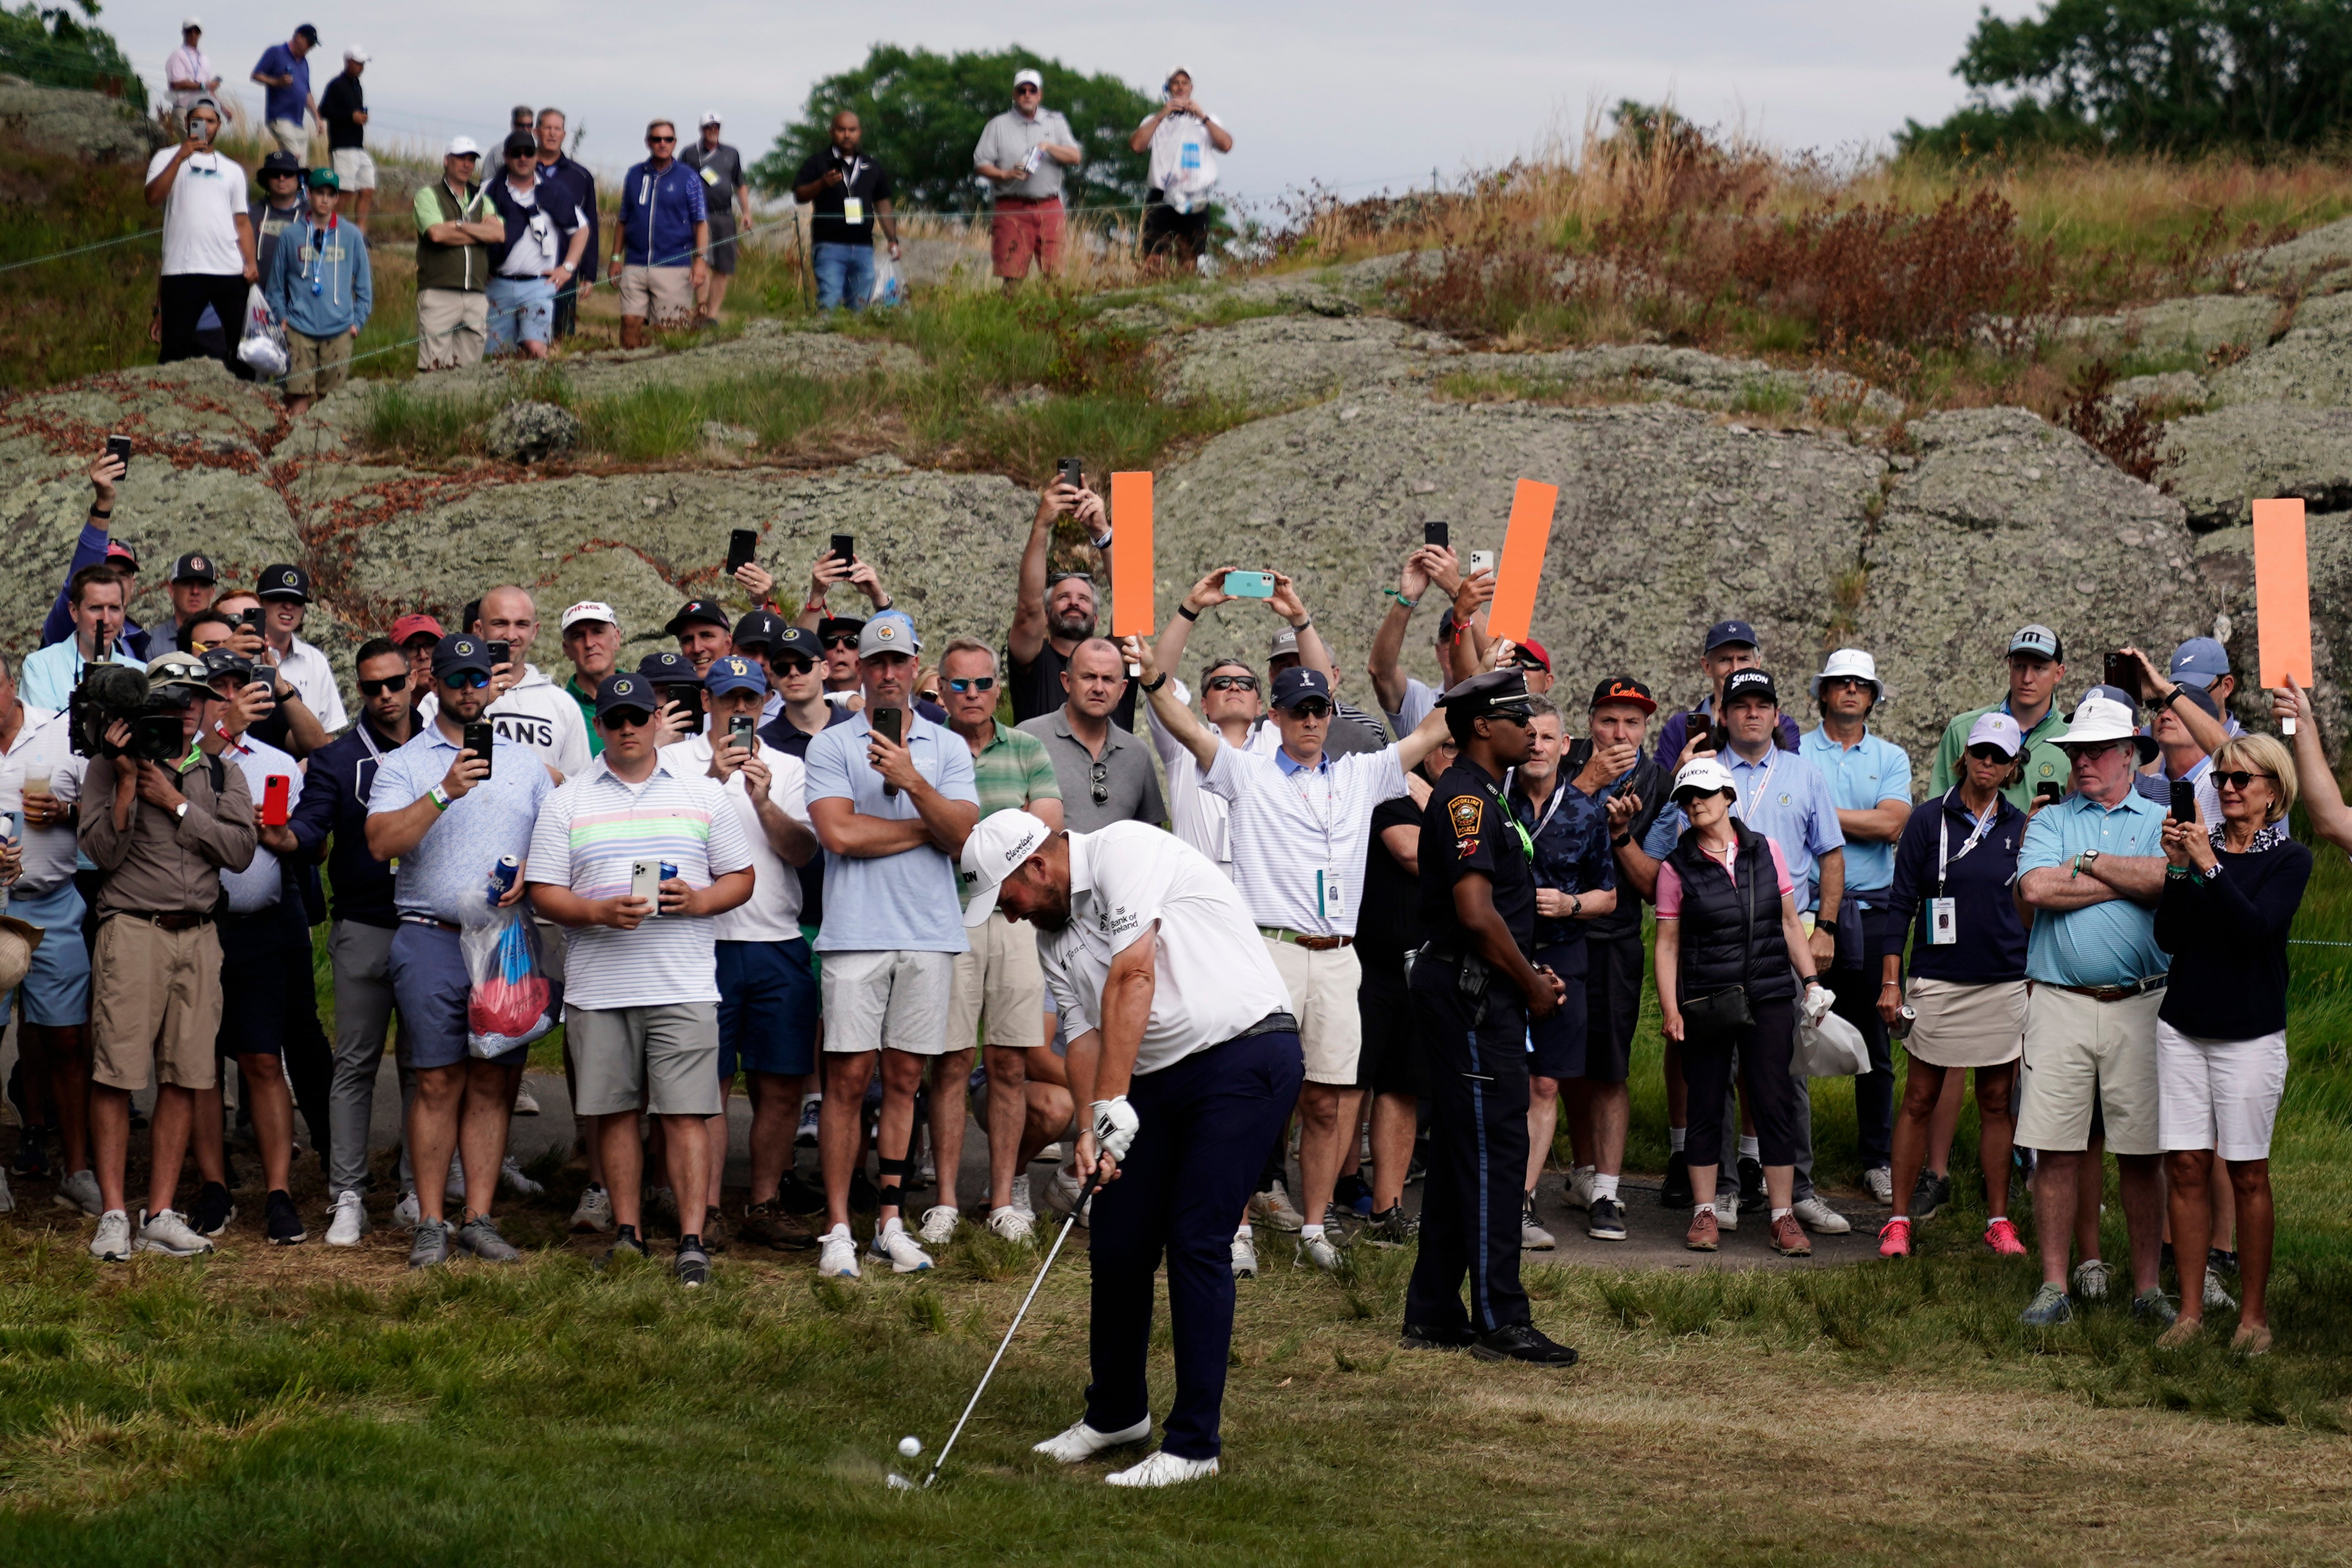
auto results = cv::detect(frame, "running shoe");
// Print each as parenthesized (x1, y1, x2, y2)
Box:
(989, 1206, 1034, 1243)
(2072, 1257, 2113, 1301)
(1229, 1231, 1257, 1279)
(1862, 1165, 1894, 1205)
(407, 1217, 451, 1269)
(54, 1167, 103, 1216)
(89, 1208, 131, 1262)
(570, 1183, 614, 1233)
(325, 1189, 367, 1246)
(1984, 1217, 2026, 1256)
(2203, 1270, 2238, 1312)
(867, 1217, 934, 1274)
(1770, 1212, 1813, 1256)
(454, 1215, 521, 1263)
(1685, 1208, 1720, 1251)
(795, 1094, 821, 1147)
(1519, 1197, 1555, 1250)
(675, 1238, 710, 1288)
(2131, 1288, 2179, 1327)
(1911, 1169, 1952, 1221)
(1249, 1179, 1305, 1231)
(599, 1224, 652, 1270)
(917, 1205, 959, 1246)
(499, 1156, 543, 1199)
(264, 1188, 307, 1245)
(1470, 1324, 1579, 1366)
(2018, 1282, 2072, 1326)
(1715, 1191, 1739, 1232)
(136, 1208, 215, 1257)
(1361, 1205, 1419, 1249)
(1294, 1230, 1342, 1271)
(188, 1180, 235, 1238)
(1586, 1195, 1626, 1242)
(1400, 1321, 1475, 1350)
(1877, 1216, 1913, 1258)
(393, 1189, 421, 1228)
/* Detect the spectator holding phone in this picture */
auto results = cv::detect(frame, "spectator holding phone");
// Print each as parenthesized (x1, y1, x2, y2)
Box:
(1008, 476, 1120, 726)
(791, 111, 901, 312)
(19, 563, 142, 712)
(1131, 70, 1231, 266)
(144, 96, 257, 371)
(253, 565, 348, 732)
(36, 450, 152, 662)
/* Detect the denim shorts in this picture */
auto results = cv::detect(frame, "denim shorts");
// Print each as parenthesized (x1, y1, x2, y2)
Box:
(486, 274, 556, 352)
(0, 880, 91, 1028)
(716, 937, 818, 1080)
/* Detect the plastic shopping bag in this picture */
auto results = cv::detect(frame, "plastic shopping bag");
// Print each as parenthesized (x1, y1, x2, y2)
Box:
(870, 253, 904, 307)
(235, 284, 288, 377)
(1793, 998, 1871, 1079)
(462, 907, 559, 1058)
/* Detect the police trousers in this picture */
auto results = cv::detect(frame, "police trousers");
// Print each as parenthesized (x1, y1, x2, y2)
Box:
(1403, 955, 1531, 1335)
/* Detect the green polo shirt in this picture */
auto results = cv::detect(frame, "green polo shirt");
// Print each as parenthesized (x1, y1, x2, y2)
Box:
(1928, 700, 2070, 810)
(961, 721, 1060, 907)
(567, 673, 603, 757)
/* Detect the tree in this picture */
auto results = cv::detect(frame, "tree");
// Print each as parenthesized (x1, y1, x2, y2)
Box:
(0, 1, 145, 109)
(1899, 0, 2352, 157)
(751, 43, 1155, 215)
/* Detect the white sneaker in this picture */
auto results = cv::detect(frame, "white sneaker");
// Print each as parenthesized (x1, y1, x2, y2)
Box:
(2203, 1269, 2238, 1311)
(1230, 1230, 1257, 1279)
(393, 1189, 422, 1228)
(135, 1208, 215, 1257)
(55, 1167, 103, 1216)
(325, 1189, 367, 1246)
(919, 1205, 960, 1245)
(795, 1093, 821, 1148)
(1011, 1174, 1038, 1223)
(1249, 1179, 1305, 1232)
(1106, 1450, 1219, 1488)
(819, 1223, 861, 1279)
(1520, 1199, 1556, 1250)
(1037, 1140, 1064, 1166)
(1033, 1416, 1151, 1463)
(89, 1207, 131, 1261)
(1716, 1192, 1739, 1232)
(987, 1205, 1034, 1242)
(1295, 1230, 1342, 1271)
(1040, 1165, 1091, 1227)
(499, 1156, 543, 1199)
(2073, 1257, 2114, 1301)
(513, 1079, 541, 1116)
(569, 1183, 614, 1233)
(1567, 1168, 1596, 1212)
(868, 1217, 934, 1274)
(1863, 1166, 1895, 1205)
(1793, 1195, 1851, 1235)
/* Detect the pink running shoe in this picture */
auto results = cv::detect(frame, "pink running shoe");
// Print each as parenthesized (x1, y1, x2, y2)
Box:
(1984, 1217, 2027, 1257)
(1877, 1217, 1912, 1259)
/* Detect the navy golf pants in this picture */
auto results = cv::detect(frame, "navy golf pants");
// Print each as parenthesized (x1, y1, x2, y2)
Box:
(1086, 1027, 1304, 1460)
(1404, 960, 1532, 1336)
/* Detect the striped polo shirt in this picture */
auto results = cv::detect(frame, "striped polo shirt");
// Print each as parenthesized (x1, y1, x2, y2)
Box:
(526, 755, 755, 1010)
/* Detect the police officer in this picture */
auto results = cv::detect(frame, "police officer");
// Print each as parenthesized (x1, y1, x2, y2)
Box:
(1401, 670, 1579, 1365)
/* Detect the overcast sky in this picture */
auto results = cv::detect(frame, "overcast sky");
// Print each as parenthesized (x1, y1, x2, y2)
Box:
(127, 2, 2034, 203)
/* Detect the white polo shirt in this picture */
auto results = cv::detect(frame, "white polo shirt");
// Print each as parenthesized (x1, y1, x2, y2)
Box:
(0, 707, 80, 898)
(1202, 739, 1410, 937)
(1144, 678, 1282, 880)
(272, 633, 349, 732)
(662, 732, 809, 942)
(1036, 821, 1291, 1076)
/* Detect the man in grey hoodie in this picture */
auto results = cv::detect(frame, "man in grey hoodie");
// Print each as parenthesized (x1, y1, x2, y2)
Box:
(262, 167, 372, 418)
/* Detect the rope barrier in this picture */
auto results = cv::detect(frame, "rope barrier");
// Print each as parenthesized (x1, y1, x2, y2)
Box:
(0, 227, 165, 274)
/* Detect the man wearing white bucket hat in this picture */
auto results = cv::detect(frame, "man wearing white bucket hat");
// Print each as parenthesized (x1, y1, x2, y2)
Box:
(2014, 692, 2173, 1328)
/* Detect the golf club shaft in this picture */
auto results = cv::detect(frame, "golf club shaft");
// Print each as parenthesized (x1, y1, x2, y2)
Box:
(922, 1169, 1103, 1488)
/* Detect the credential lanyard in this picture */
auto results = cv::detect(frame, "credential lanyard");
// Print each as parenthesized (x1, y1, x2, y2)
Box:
(1936, 790, 1998, 896)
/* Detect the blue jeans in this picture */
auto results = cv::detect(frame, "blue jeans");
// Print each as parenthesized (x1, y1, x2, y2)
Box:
(485, 274, 556, 353)
(812, 241, 873, 312)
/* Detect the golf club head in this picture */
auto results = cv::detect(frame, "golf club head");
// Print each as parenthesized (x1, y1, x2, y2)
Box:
(886, 1472, 914, 1490)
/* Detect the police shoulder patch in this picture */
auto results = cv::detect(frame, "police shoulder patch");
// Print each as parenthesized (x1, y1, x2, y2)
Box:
(1448, 795, 1483, 838)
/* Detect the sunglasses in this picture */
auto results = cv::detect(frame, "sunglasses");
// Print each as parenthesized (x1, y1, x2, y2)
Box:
(919, 690, 941, 704)
(1675, 786, 1728, 804)
(775, 657, 816, 676)
(1204, 674, 1258, 692)
(1488, 709, 1533, 727)
(2213, 770, 2275, 790)
(1090, 759, 1109, 805)
(948, 676, 997, 694)
(601, 709, 654, 729)
(649, 135, 676, 144)
(1284, 701, 1332, 720)
(1965, 742, 2014, 763)
(821, 633, 860, 650)
(1823, 675, 1873, 691)
(444, 671, 492, 690)
(359, 673, 411, 697)
(1015, 84, 1041, 94)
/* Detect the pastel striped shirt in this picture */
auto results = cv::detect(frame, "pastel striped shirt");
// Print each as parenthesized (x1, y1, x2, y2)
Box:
(527, 757, 754, 1009)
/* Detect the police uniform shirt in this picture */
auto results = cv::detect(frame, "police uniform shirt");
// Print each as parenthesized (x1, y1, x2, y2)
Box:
(1417, 759, 1537, 956)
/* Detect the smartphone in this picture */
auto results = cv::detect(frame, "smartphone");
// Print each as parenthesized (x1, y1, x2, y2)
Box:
(663, 684, 706, 725)
(726, 528, 758, 574)
(486, 640, 511, 671)
(239, 606, 265, 632)
(2170, 778, 2198, 822)
(261, 774, 291, 827)
(1468, 549, 1496, 576)
(830, 533, 855, 566)
(873, 705, 903, 797)
(1056, 456, 1083, 491)
(1423, 520, 1448, 549)
(2035, 780, 2064, 804)
(464, 721, 495, 778)
(3, 811, 19, 843)
(1223, 570, 1275, 599)
(728, 714, 756, 751)
(2103, 651, 2143, 703)
(630, 858, 662, 913)
(105, 433, 132, 473)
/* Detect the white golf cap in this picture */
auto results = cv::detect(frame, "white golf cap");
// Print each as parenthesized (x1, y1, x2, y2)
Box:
(1671, 757, 1738, 803)
(561, 600, 618, 633)
(2055, 694, 2139, 747)
(1964, 709, 2023, 758)
(1808, 646, 1883, 699)
(1013, 67, 1043, 89)
(700, 110, 721, 126)
(959, 809, 1056, 926)
(344, 45, 369, 61)
(182, 15, 202, 29)
(445, 134, 481, 158)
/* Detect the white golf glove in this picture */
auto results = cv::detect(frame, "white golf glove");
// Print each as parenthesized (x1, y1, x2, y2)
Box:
(1090, 1096, 1140, 1163)
(1802, 980, 1835, 1029)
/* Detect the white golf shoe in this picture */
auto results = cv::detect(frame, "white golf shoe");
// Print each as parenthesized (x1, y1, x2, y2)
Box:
(1033, 1416, 1151, 1464)
(868, 1217, 934, 1274)
(325, 1189, 367, 1246)
(1106, 1450, 1219, 1488)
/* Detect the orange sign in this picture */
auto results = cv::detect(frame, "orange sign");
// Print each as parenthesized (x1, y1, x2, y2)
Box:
(2252, 499, 2312, 724)
(1109, 471, 1155, 638)
(1485, 478, 1559, 645)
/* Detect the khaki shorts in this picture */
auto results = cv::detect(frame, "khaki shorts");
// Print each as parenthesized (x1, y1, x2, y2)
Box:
(2015, 983, 2163, 1156)
(330, 147, 377, 191)
(267, 118, 309, 156)
(568, 1002, 721, 1117)
(90, 916, 223, 1093)
(617, 263, 696, 326)
(947, 910, 1046, 1049)
(1265, 935, 1362, 1086)
(284, 329, 353, 397)
(822, 948, 954, 1055)
(416, 287, 487, 371)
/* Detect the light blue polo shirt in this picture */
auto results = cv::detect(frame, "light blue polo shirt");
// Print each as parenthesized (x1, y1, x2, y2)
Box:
(1799, 724, 1911, 892)
(369, 725, 552, 925)
(2015, 788, 2170, 987)
(1642, 744, 1846, 911)
(803, 710, 978, 954)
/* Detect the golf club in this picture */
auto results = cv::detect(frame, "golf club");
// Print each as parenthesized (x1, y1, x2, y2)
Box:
(919, 1167, 1104, 1489)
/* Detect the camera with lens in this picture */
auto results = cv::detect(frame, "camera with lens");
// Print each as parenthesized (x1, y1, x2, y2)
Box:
(67, 663, 198, 763)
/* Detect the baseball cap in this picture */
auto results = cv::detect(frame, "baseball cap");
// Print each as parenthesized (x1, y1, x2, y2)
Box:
(1513, 637, 1552, 673)
(1013, 68, 1043, 90)
(700, 110, 722, 127)
(445, 135, 481, 159)
(637, 650, 698, 684)
(431, 635, 494, 681)
(103, 540, 139, 572)
(2167, 637, 2230, 689)
(665, 599, 729, 636)
(559, 600, 617, 634)
(391, 613, 444, 647)
(256, 563, 310, 602)
(732, 609, 787, 650)
(502, 130, 535, 161)
(1703, 619, 1758, 653)
(1964, 710, 2022, 758)
(344, 45, 369, 61)
(293, 23, 319, 43)
(594, 672, 657, 720)
(307, 167, 339, 190)
(260, 150, 303, 177)
(816, 614, 867, 644)
(1589, 676, 1657, 715)
(1270, 667, 1332, 710)
(959, 809, 1056, 926)
(771, 625, 822, 665)
(1267, 626, 1300, 660)
(2007, 624, 2064, 662)
(1722, 668, 1779, 708)
(1672, 757, 1738, 802)
(703, 655, 767, 698)
(171, 551, 217, 585)
(199, 645, 255, 688)
(858, 610, 919, 659)
(181, 16, 201, 29)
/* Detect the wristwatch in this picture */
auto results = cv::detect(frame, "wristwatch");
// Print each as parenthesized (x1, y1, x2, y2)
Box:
(173, 801, 189, 821)
(1816, 917, 1841, 939)
(2080, 848, 2102, 872)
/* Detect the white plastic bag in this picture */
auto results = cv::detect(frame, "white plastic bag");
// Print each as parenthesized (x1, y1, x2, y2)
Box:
(870, 253, 904, 307)
(235, 284, 288, 377)
(1794, 1000, 1871, 1079)
(461, 908, 559, 1058)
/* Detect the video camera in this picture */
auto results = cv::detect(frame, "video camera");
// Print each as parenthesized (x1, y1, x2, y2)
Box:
(67, 660, 194, 765)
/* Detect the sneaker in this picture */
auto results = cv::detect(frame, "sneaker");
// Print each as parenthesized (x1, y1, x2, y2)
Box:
(2018, 1282, 2073, 1326)
(1106, 1450, 1220, 1488)
(819, 1224, 861, 1279)
(1405, 1153, 1427, 1186)
(702, 1206, 730, 1254)
(1033, 1416, 1151, 1463)
(1400, 1321, 1475, 1350)
(1737, 1156, 1766, 1212)
(325, 1189, 367, 1246)
(570, 1183, 615, 1234)
(89, 1207, 132, 1262)
(394, 1189, 422, 1229)
(868, 1217, 934, 1274)
(1715, 1191, 1739, 1232)
(1230, 1231, 1257, 1279)
(1793, 1195, 1851, 1235)
(1911, 1169, 1952, 1221)
(1333, 1172, 1370, 1215)
(500, 1156, 544, 1199)
(2072, 1257, 2113, 1302)
(1863, 1165, 1894, 1205)
(1295, 1228, 1343, 1270)
(675, 1237, 710, 1288)
(1362, 1205, 1419, 1249)
(1770, 1212, 1813, 1256)
(513, 1079, 541, 1116)
(1984, 1217, 2027, 1256)
(54, 1167, 103, 1216)
(265, 1188, 307, 1245)
(1878, 1217, 1912, 1258)
(1010, 1174, 1039, 1224)
(987, 1205, 1034, 1243)
(1519, 1198, 1555, 1250)
(1317, 1200, 1351, 1238)
(1661, 1150, 1693, 1208)
(2208, 1246, 2240, 1278)
(918, 1205, 960, 1246)
(454, 1214, 521, 1263)
(1567, 1168, 1596, 1211)
(646, 1185, 680, 1235)
(599, 1225, 651, 1269)
(2131, 1288, 2179, 1327)
(1686, 1208, 1720, 1251)
(1470, 1323, 1579, 1365)
(1587, 1195, 1626, 1242)
(776, 1172, 826, 1215)
(1036, 1140, 1065, 1166)
(2203, 1270, 2238, 1311)
(740, 1201, 818, 1251)
(189, 1180, 235, 1238)
(135, 1207, 212, 1257)
(795, 1094, 821, 1148)
(1039, 1166, 1091, 1227)
(407, 1216, 452, 1268)
(445, 1152, 466, 1201)
(1249, 1180, 1305, 1232)
(11, 1128, 49, 1180)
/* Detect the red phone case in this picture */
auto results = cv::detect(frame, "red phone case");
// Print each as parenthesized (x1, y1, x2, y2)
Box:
(262, 774, 291, 827)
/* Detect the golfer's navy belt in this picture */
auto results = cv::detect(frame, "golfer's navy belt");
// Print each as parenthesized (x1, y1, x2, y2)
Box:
(1227, 1011, 1298, 1042)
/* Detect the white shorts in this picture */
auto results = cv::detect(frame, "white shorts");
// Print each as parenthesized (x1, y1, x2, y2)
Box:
(2155, 1021, 2286, 1161)
(267, 117, 308, 155)
(2015, 984, 2162, 1156)
(1265, 936, 1361, 1086)
(821, 948, 955, 1056)
(331, 147, 377, 191)
(947, 910, 1046, 1049)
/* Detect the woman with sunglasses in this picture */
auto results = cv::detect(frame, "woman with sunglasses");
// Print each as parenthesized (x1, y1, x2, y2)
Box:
(2153, 734, 2308, 1353)
(1877, 711, 2031, 1260)
(1653, 757, 1827, 1255)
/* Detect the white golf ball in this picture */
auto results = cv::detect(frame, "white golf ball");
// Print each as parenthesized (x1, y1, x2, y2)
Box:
(898, 1435, 922, 1459)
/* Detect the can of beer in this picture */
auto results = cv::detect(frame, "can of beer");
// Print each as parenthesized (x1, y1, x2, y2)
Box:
(487, 854, 520, 908)
(660, 862, 678, 883)
(1889, 1005, 1917, 1041)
